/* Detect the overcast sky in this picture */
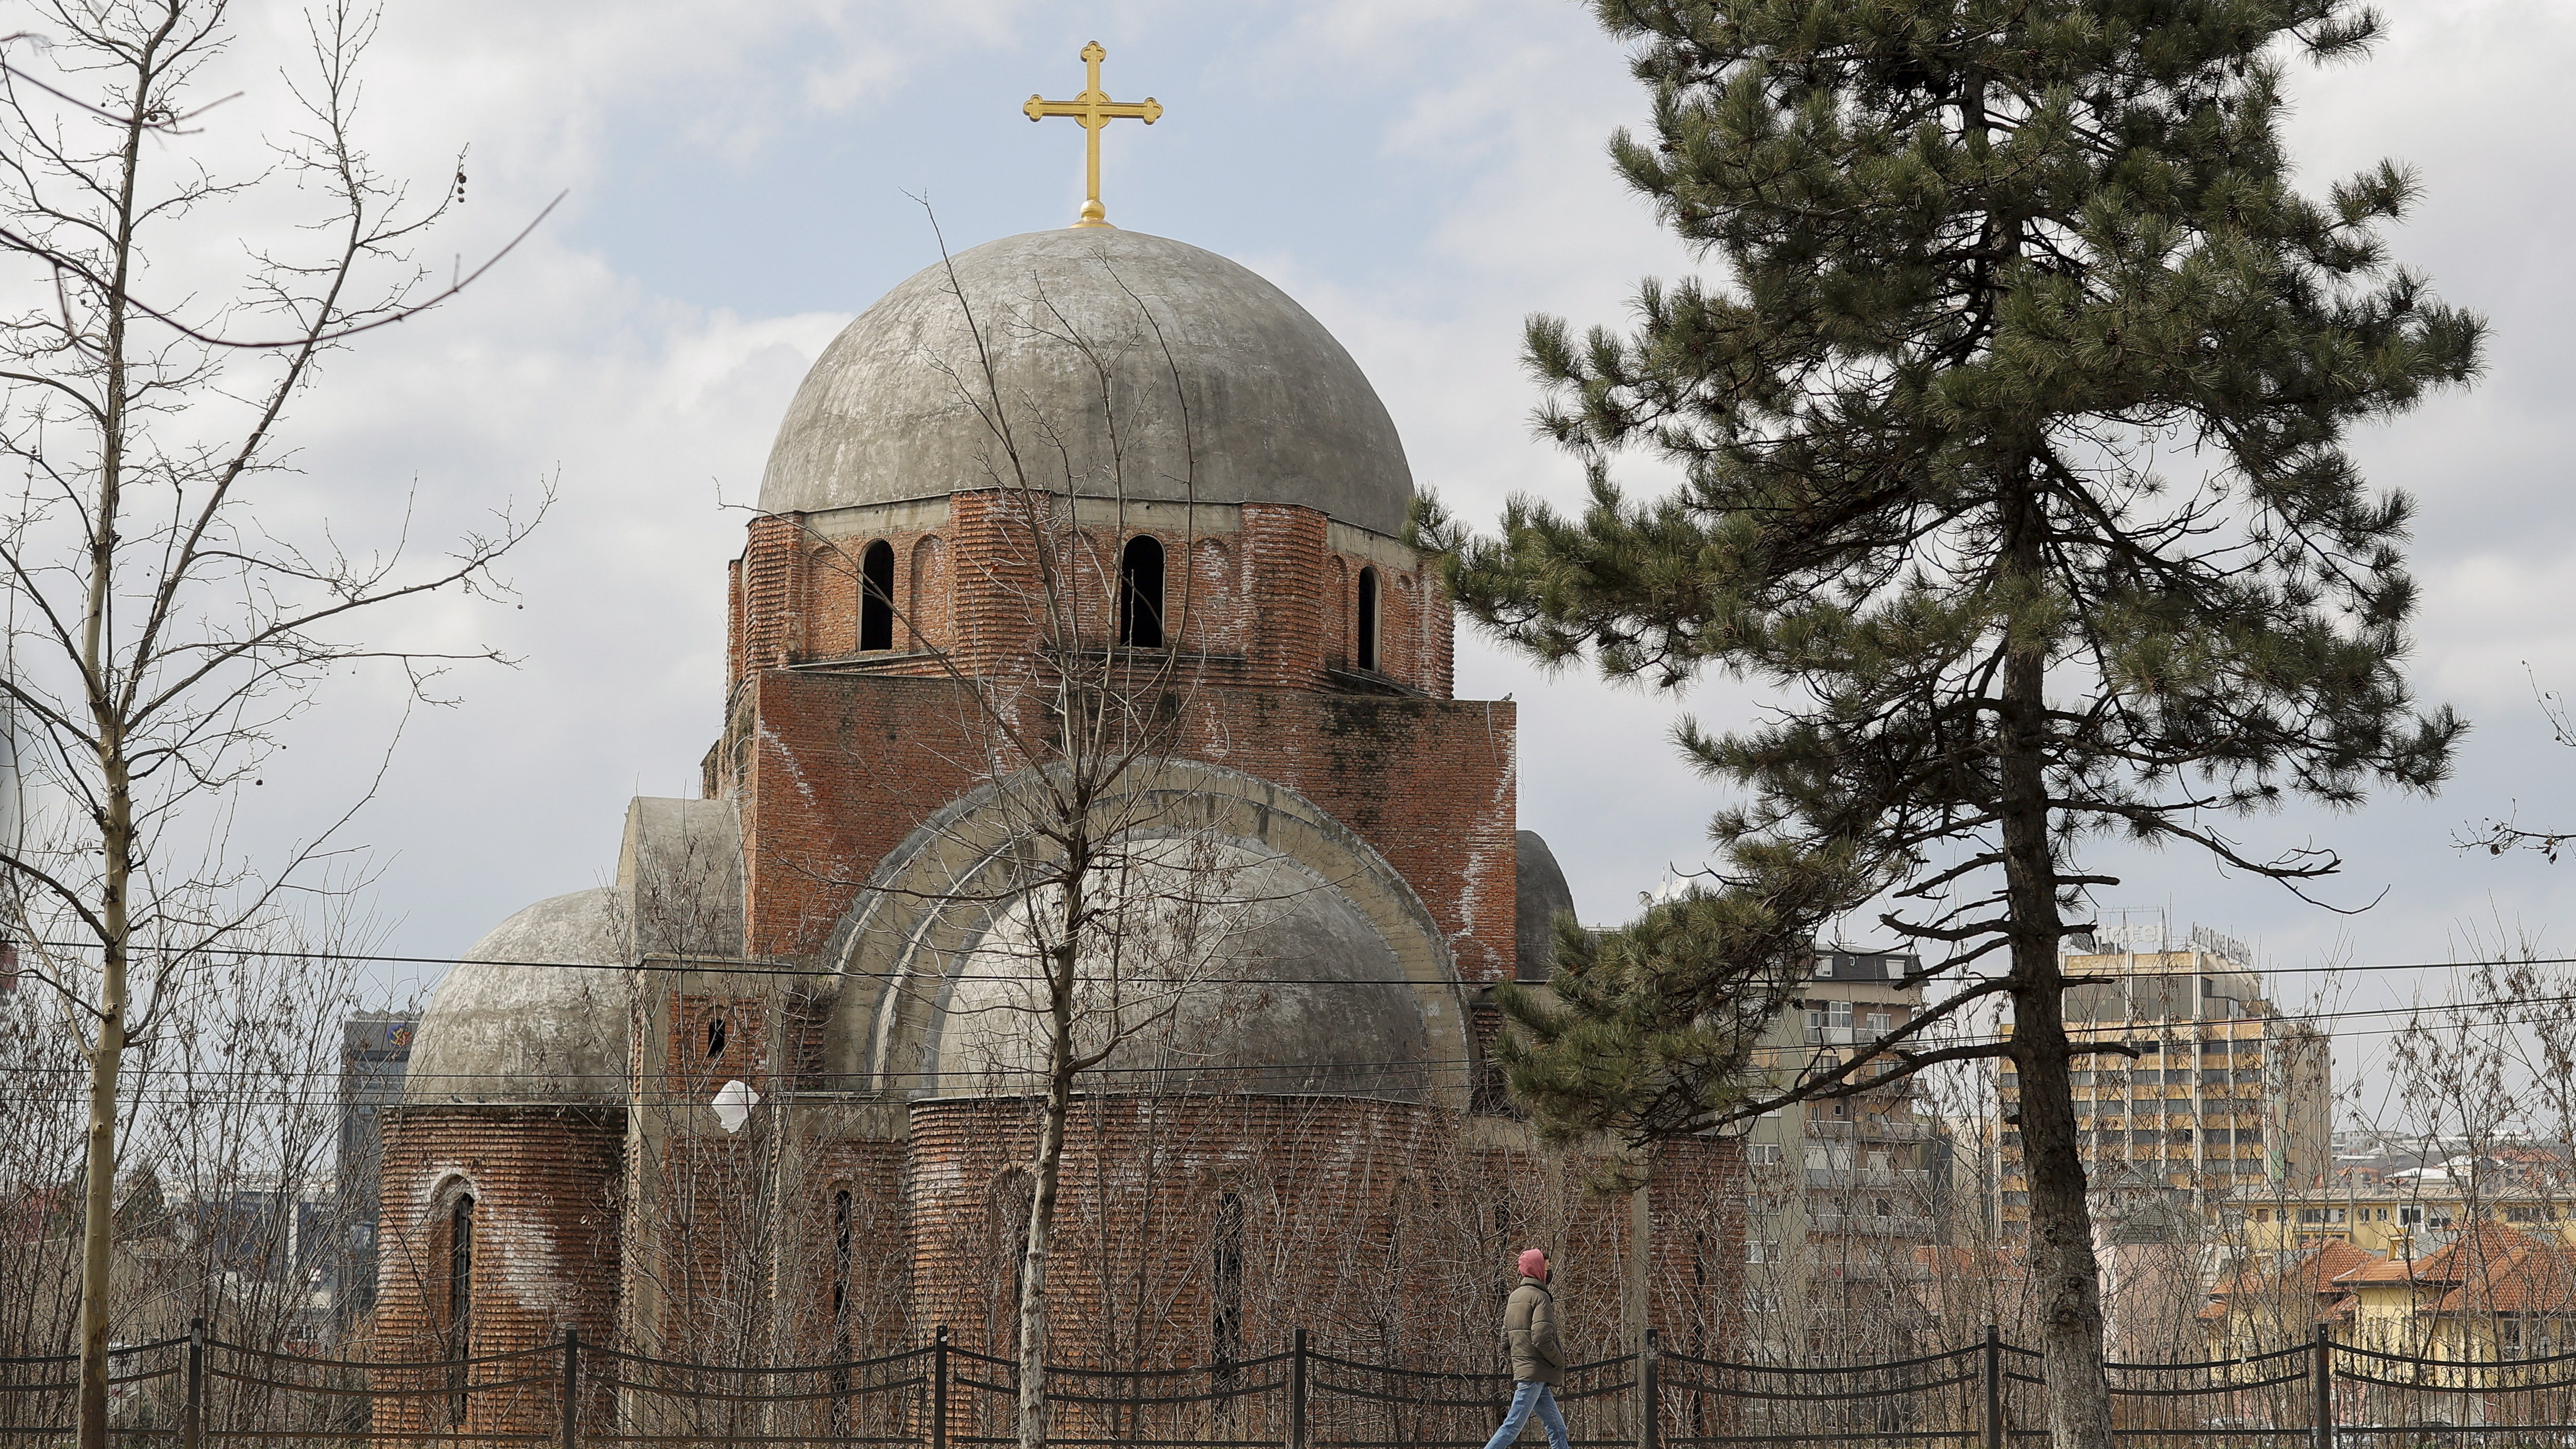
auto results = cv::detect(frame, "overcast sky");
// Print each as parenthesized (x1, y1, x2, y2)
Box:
(52, 0, 2576, 1104)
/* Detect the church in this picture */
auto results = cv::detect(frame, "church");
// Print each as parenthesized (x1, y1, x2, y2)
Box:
(372, 48, 1741, 1437)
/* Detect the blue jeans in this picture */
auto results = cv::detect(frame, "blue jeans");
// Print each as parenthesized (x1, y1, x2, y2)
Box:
(1483, 1380, 1570, 1449)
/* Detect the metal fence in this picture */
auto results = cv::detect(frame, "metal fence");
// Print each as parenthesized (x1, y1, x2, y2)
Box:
(10, 1324, 2576, 1449)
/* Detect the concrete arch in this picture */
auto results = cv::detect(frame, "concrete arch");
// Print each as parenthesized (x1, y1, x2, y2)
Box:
(817, 757, 1472, 1108)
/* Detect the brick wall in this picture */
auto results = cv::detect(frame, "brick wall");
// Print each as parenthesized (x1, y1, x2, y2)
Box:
(372, 1108, 621, 1434)
(906, 1096, 1743, 1373)
(726, 499, 1451, 698)
(740, 672, 1515, 973)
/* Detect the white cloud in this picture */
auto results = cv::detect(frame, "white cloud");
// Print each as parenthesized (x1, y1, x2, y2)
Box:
(12, 0, 2569, 1049)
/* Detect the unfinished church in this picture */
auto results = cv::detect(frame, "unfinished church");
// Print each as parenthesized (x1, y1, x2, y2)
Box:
(373, 219, 1742, 1420)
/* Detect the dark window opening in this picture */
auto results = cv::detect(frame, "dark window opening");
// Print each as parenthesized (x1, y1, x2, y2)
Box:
(447, 1194, 475, 1423)
(1211, 1191, 1245, 1378)
(859, 540, 896, 652)
(706, 1017, 727, 1060)
(1119, 536, 1165, 649)
(832, 1189, 855, 1323)
(1356, 566, 1381, 671)
(830, 1189, 855, 1429)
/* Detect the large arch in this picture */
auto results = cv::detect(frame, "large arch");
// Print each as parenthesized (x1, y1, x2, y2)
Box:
(815, 758, 1475, 1109)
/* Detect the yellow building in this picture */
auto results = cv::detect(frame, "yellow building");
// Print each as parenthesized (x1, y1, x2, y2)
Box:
(2200, 1222, 2576, 1366)
(1994, 926, 2331, 1236)
(2234, 1167, 2576, 1257)
(2330, 1222, 2576, 1364)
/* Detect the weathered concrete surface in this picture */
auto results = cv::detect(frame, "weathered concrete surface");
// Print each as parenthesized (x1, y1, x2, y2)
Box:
(405, 797, 747, 1106)
(758, 228, 1416, 536)
(404, 888, 629, 1105)
(931, 841, 1434, 1100)
(1514, 829, 1576, 983)
(834, 756, 1473, 1107)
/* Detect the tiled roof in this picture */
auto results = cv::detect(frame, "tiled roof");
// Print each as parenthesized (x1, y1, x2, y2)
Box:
(2324, 1220, 2576, 1317)
(2213, 1239, 2378, 1301)
(2206, 1240, 2381, 1325)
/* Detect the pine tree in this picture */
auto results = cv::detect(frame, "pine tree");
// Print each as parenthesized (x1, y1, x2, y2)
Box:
(1433, 3, 2483, 1442)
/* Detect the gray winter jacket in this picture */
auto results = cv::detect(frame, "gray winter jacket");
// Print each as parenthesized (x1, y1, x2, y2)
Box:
(1503, 1276, 1565, 1385)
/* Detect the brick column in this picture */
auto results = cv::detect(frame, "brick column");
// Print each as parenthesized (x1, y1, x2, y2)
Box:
(944, 490, 1044, 677)
(1240, 504, 1329, 689)
(1422, 565, 1456, 700)
(740, 512, 808, 676)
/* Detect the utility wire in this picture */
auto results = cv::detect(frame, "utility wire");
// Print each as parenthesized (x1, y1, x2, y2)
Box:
(6, 936, 2571, 989)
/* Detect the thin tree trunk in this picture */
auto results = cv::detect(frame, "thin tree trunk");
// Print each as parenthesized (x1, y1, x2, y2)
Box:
(75, 26, 158, 1441)
(1019, 863, 1085, 1449)
(1998, 484, 2113, 1449)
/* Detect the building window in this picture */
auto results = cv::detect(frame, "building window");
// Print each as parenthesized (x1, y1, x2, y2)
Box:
(1212, 1191, 1245, 1372)
(707, 1016, 727, 1060)
(447, 1193, 475, 1422)
(832, 1189, 854, 1333)
(1356, 566, 1381, 670)
(830, 1187, 855, 1430)
(1866, 1011, 1892, 1036)
(1119, 535, 1165, 648)
(859, 539, 895, 651)
(1746, 1142, 1784, 1166)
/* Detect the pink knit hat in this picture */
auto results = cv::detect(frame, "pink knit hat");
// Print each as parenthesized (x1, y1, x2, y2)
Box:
(1518, 1248, 1547, 1280)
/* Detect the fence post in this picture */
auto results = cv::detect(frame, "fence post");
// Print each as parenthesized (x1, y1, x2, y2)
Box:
(2312, 1324, 2334, 1449)
(1639, 1327, 1659, 1449)
(1290, 1328, 1308, 1449)
(183, 1317, 205, 1449)
(561, 1329, 579, 1449)
(1982, 1326, 2001, 1449)
(933, 1326, 949, 1449)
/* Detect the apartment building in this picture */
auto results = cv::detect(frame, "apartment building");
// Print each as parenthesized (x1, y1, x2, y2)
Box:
(1741, 949, 1949, 1344)
(2239, 1140, 2576, 1256)
(1994, 923, 2331, 1238)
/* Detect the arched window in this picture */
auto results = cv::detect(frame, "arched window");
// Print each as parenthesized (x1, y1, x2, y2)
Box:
(830, 1188, 856, 1428)
(1211, 1190, 1245, 1372)
(1119, 535, 1165, 649)
(1356, 566, 1381, 672)
(859, 540, 896, 652)
(447, 1193, 475, 1422)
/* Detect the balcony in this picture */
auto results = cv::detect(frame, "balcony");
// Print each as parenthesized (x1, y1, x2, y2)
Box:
(1808, 1211, 1937, 1239)
(1806, 1116, 1936, 1140)
(1805, 1167, 1934, 1191)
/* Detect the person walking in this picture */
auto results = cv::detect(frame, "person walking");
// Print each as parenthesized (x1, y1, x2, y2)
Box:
(1484, 1248, 1571, 1449)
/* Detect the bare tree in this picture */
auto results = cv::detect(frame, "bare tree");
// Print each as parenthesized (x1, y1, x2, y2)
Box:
(925, 263, 1248, 1449)
(0, 5, 542, 1442)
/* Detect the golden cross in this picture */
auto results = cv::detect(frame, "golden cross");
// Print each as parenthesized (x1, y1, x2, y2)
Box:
(1023, 41, 1162, 229)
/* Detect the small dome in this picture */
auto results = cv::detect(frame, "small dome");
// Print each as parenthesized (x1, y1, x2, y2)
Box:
(759, 229, 1415, 536)
(1515, 831, 1577, 983)
(404, 888, 628, 1105)
(929, 841, 1432, 1101)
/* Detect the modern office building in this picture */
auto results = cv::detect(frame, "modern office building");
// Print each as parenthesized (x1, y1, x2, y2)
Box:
(1994, 921, 2331, 1238)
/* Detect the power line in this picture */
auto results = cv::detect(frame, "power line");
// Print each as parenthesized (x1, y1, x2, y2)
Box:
(10, 935, 2573, 990)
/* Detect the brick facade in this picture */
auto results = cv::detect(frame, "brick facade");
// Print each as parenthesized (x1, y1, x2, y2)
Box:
(371, 239, 1734, 1446)
(372, 1108, 621, 1433)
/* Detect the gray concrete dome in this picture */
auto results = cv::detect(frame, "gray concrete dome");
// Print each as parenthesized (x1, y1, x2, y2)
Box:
(759, 228, 1416, 536)
(403, 887, 629, 1106)
(926, 839, 1434, 1101)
